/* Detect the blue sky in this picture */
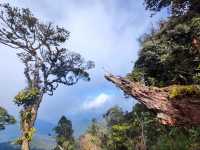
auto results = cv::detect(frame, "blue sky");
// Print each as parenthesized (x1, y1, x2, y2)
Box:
(0, 0, 168, 135)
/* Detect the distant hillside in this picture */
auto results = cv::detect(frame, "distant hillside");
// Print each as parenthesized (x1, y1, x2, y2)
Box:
(31, 134, 56, 150)
(0, 142, 20, 150)
(0, 135, 56, 150)
(35, 119, 55, 135)
(0, 119, 55, 142)
(0, 119, 56, 149)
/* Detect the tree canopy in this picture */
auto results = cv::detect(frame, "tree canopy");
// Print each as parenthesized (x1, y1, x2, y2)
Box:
(0, 3, 94, 96)
(103, 106, 124, 127)
(0, 106, 15, 130)
(54, 116, 75, 150)
(128, 0, 200, 87)
(85, 104, 200, 150)
(144, 0, 200, 15)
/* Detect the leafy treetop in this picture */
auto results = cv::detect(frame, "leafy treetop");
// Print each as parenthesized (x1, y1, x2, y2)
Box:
(54, 116, 75, 150)
(0, 3, 94, 96)
(54, 116, 74, 142)
(128, 14, 200, 87)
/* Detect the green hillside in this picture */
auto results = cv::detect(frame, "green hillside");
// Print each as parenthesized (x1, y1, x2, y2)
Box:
(0, 135, 56, 150)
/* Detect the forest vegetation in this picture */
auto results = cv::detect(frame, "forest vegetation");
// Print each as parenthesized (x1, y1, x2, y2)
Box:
(84, 104, 200, 150)
(0, 106, 15, 130)
(0, 0, 200, 150)
(83, 0, 200, 150)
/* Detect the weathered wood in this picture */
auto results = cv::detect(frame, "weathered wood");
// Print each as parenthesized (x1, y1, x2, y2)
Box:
(105, 74, 200, 126)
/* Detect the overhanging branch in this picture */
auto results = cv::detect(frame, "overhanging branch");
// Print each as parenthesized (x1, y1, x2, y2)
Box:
(105, 74, 200, 126)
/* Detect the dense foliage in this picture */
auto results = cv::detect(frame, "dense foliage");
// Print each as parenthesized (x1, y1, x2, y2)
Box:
(0, 106, 15, 130)
(86, 104, 200, 150)
(84, 1, 200, 150)
(54, 116, 75, 150)
(129, 0, 200, 87)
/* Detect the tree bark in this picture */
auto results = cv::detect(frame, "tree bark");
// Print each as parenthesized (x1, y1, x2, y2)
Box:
(21, 138, 29, 150)
(21, 95, 43, 150)
(105, 74, 200, 126)
(21, 113, 31, 150)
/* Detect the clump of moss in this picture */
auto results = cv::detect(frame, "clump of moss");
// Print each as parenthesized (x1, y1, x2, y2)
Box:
(25, 127, 36, 142)
(14, 137, 23, 145)
(14, 127, 36, 145)
(191, 17, 200, 37)
(20, 110, 32, 123)
(14, 88, 40, 106)
(169, 85, 200, 99)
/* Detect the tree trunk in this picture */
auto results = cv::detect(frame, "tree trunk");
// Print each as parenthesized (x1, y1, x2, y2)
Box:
(21, 113, 31, 150)
(20, 95, 43, 150)
(21, 138, 29, 150)
(105, 74, 200, 126)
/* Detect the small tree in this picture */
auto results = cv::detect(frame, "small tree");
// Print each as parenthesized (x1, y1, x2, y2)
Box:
(103, 106, 124, 127)
(0, 106, 16, 130)
(54, 116, 75, 150)
(87, 118, 99, 136)
(0, 3, 94, 150)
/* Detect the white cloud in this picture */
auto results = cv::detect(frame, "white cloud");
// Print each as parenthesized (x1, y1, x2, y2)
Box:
(82, 93, 111, 110)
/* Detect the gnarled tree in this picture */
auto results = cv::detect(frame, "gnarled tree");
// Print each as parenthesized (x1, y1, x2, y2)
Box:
(0, 3, 94, 150)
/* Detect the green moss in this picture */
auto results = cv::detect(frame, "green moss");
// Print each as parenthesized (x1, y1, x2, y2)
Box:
(14, 137, 23, 145)
(14, 88, 40, 106)
(169, 85, 200, 99)
(20, 110, 32, 123)
(25, 127, 36, 142)
(191, 17, 200, 36)
(14, 128, 36, 145)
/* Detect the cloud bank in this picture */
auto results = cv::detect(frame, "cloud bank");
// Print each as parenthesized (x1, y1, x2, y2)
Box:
(82, 93, 111, 110)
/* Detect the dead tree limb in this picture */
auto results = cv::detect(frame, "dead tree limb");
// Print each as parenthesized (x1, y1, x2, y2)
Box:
(105, 74, 200, 126)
